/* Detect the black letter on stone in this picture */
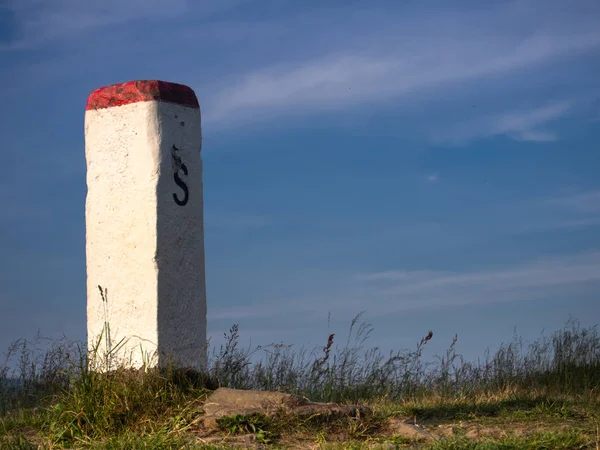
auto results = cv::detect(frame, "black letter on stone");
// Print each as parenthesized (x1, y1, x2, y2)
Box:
(173, 164, 189, 206)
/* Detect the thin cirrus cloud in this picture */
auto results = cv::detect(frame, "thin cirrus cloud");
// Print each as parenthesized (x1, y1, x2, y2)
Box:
(2, 0, 201, 50)
(549, 190, 600, 214)
(350, 251, 600, 316)
(3, 0, 600, 141)
(511, 130, 558, 142)
(431, 102, 571, 144)
(203, 29, 600, 127)
(0, 0, 256, 51)
(207, 251, 600, 322)
(356, 251, 600, 286)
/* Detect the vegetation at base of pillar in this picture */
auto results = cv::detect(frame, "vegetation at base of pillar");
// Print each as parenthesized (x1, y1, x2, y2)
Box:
(1, 307, 599, 449)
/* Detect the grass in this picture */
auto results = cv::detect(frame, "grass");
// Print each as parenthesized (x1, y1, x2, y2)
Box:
(1, 311, 599, 449)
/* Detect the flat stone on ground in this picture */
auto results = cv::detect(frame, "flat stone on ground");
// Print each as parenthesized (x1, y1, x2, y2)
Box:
(201, 387, 372, 429)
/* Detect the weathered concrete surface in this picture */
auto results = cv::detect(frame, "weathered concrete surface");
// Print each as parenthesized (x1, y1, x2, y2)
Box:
(85, 80, 207, 371)
(201, 387, 372, 429)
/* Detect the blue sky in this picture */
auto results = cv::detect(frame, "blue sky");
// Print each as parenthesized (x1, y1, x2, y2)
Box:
(1, 0, 599, 364)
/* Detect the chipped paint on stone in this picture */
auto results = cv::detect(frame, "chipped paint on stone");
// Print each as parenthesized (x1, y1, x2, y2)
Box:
(84, 81, 206, 371)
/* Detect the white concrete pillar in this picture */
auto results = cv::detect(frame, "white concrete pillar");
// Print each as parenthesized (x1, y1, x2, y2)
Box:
(84, 80, 207, 371)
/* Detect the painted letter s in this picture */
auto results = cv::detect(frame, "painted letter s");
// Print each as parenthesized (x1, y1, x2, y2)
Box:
(173, 164, 189, 206)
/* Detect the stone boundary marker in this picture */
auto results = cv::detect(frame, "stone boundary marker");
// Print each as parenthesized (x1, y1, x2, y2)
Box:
(84, 80, 207, 371)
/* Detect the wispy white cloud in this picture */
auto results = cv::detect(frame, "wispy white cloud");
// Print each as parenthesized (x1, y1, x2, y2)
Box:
(188, 1, 600, 138)
(432, 102, 571, 144)
(207, 190, 600, 326)
(452, 189, 600, 235)
(208, 251, 600, 321)
(551, 217, 600, 229)
(2, 0, 173, 50)
(357, 252, 600, 287)
(1, 0, 248, 50)
(351, 251, 600, 316)
(519, 216, 600, 232)
(203, 21, 600, 127)
(549, 190, 600, 214)
(3, 0, 600, 141)
(511, 130, 557, 142)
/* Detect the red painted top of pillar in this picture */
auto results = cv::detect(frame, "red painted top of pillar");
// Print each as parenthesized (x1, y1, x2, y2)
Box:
(86, 80, 199, 111)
